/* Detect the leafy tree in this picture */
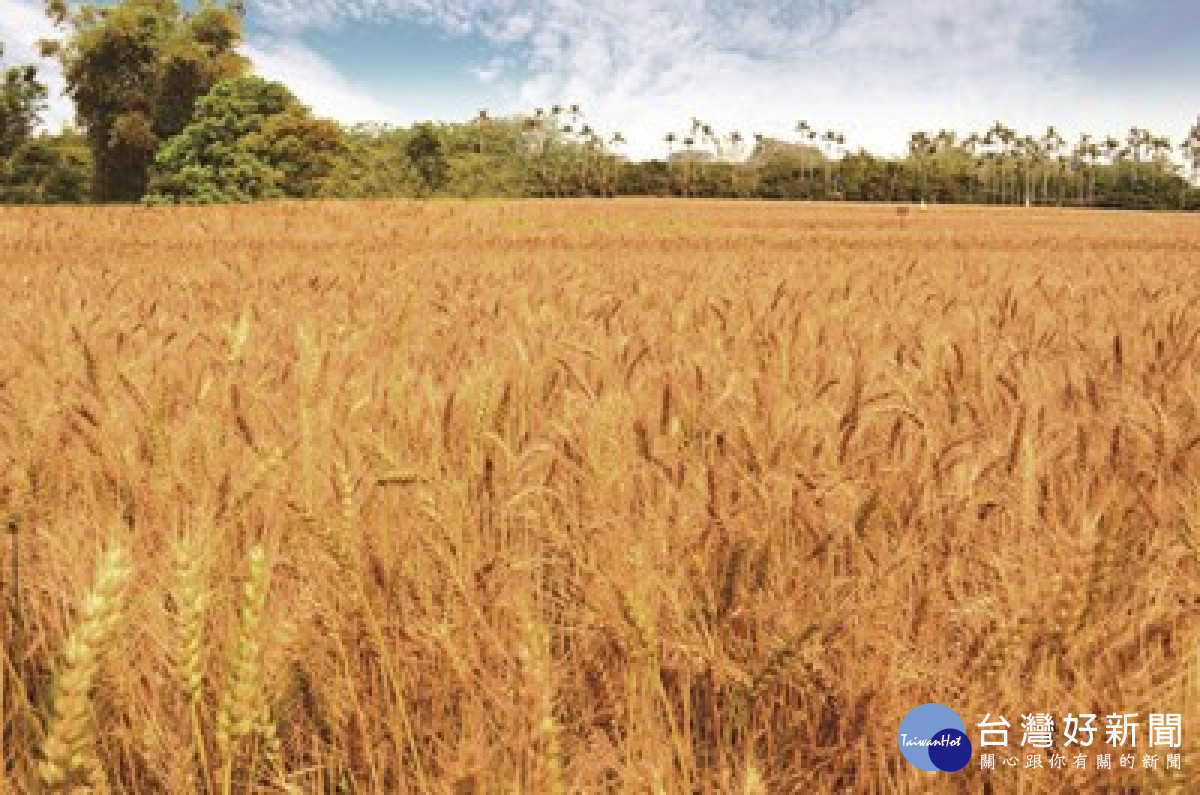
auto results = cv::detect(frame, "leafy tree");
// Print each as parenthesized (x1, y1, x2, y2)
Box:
(146, 75, 345, 203)
(0, 43, 47, 159)
(242, 107, 345, 198)
(616, 159, 673, 196)
(403, 123, 447, 195)
(1, 129, 92, 203)
(399, 117, 537, 198)
(443, 150, 526, 198)
(321, 124, 422, 198)
(41, 0, 247, 201)
(0, 43, 86, 204)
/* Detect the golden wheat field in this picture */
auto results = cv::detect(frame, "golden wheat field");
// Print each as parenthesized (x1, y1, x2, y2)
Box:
(2, 198, 1200, 793)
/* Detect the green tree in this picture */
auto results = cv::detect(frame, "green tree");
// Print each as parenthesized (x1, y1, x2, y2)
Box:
(443, 151, 526, 197)
(146, 75, 344, 203)
(321, 123, 421, 198)
(1, 129, 92, 203)
(1, 43, 48, 159)
(41, 0, 247, 202)
(404, 122, 447, 195)
(242, 107, 345, 198)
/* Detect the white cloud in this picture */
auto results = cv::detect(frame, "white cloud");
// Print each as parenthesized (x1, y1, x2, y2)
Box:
(13, 0, 1189, 161)
(242, 37, 402, 125)
(469, 55, 505, 84)
(0, 0, 74, 129)
(251, 0, 1134, 158)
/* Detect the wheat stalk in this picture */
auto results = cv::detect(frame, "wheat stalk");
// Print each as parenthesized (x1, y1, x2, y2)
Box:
(170, 529, 212, 790)
(39, 542, 132, 794)
(217, 543, 271, 795)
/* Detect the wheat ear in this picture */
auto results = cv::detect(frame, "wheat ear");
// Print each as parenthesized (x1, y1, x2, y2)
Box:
(217, 544, 270, 795)
(39, 542, 132, 794)
(171, 530, 212, 789)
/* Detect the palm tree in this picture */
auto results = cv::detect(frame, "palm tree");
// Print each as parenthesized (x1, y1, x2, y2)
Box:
(980, 127, 997, 202)
(1176, 118, 1200, 207)
(1104, 135, 1120, 170)
(1070, 134, 1091, 205)
(579, 131, 601, 195)
(725, 130, 745, 195)
(681, 135, 698, 197)
(750, 132, 766, 195)
(1016, 134, 1035, 206)
(819, 130, 838, 193)
(1123, 126, 1145, 195)
(793, 122, 819, 195)
(1102, 135, 1124, 196)
(1149, 134, 1172, 195)
(998, 124, 1018, 204)
(982, 122, 1016, 203)
(1083, 135, 1103, 205)
(694, 119, 719, 192)
(1039, 126, 1064, 204)
(1183, 117, 1200, 185)
(834, 133, 846, 194)
(475, 108, 490, 154)
(607, 132, 626, 197)
(908, 130, 934, 202)
(664, 132, 678, 196)
(794, 121, 812, 186)
(806, 127, 820, 195)
(964, 133, 985, 202)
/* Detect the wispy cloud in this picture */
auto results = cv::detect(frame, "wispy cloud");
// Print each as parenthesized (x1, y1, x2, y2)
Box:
(469, 55, 506, 84)
(250, 0, 1124, 156)
(10, 0, 1191, 160)
(242, 37, 401, 124)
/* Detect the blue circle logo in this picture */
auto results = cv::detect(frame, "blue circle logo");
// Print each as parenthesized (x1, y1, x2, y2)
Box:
(898, 703, 973, 772)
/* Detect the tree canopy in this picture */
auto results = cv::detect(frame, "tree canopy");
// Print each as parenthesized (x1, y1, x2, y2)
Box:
(41, 0, 247, 201)
(1, 128, 91, 203)
(0, 43, 47, 158)
(145, 75, 344, 203)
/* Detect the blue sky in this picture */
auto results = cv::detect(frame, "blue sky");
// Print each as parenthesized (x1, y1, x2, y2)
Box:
(3, 0, 1198, 159)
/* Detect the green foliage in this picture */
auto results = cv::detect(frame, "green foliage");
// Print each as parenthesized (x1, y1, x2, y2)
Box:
(320, 124, 422, 198)
(443, 151, 526, 198)
(616, 160, 673, 196)
(7, 26, 1199, 215)
(513, 116, 623, 198)
(334, 117, 575, 200)
(403, 123, 447, 195)
(44, 0, 248, 202)
(146, 76, 346, 204)
(244, 109, 345, 198)
(0, 43, 85, 204)
(0, 129, 92, 203)
(1, 43, 48, 159)
(426, 117, 538, 197)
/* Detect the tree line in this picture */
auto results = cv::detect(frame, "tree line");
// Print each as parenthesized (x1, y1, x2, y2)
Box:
(2, 0, 1199, 209)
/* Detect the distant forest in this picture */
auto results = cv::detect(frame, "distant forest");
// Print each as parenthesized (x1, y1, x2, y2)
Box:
(3, 0, 1199, 209)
